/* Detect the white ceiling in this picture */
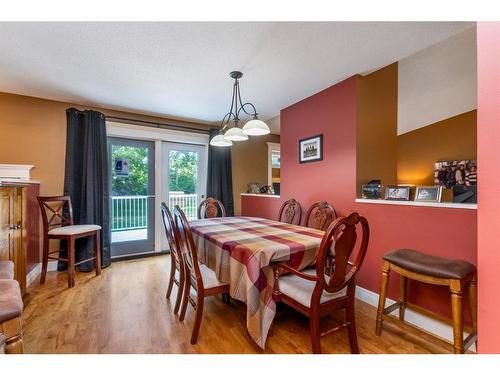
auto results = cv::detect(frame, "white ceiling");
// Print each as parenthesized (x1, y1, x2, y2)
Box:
(0, 22, 474, 133)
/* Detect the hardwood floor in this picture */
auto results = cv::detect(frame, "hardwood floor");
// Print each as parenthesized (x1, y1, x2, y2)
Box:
(22, 255, 453, 354)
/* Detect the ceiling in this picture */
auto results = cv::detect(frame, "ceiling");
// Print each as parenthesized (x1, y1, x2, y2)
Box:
(0, 22, 474, 133)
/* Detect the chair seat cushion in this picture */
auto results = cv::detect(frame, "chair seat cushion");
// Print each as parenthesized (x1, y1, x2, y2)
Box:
(199, 264, 228, 289)
(0, 261, 14, 280)
(383, 249, 476, 280)
(278, 268, 347, 307)
(48, 224, 101, 236)
(0, 280, 23, 323)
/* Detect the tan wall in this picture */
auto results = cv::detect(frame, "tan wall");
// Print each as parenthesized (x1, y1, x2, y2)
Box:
(397, 110, 477, 186)
(231, 134, 280, 215)
(0, 92, 210, 196)
(356, 63, 399, 196)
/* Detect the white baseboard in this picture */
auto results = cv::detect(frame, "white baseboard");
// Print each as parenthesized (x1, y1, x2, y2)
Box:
(355, 285, 476, 352)
(26, 261, 58, 287)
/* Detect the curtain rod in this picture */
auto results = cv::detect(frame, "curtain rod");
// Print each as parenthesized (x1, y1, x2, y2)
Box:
(106, 115, 211, 135)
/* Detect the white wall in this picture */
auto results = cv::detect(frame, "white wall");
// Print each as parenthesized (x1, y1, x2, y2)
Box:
(397, 27, 477, 135)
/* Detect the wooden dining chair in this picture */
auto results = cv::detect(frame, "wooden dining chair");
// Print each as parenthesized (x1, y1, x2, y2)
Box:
(197, 197, 226, 219)
(273, 212, 370, 354)
(174, 205, 230, 344)
(277, 198, 302, 225)
(37, 196, 101, 288)
(304, 201, 337, 230)
(161, 202, 185, 315)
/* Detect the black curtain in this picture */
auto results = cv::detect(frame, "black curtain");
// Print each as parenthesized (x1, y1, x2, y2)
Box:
(207, 128, 234, 216)
(60, 108, 111, 271)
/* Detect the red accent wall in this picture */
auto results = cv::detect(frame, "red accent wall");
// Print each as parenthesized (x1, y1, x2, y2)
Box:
(242, 74, 477, 322)
(477, 22, 500, 354)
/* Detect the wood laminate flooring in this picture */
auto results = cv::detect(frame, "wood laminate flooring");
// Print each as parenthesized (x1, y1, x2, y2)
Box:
(22, 255, 453, 354)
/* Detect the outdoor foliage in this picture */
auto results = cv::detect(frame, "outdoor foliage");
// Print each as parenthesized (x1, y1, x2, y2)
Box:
(168, 150, 198, 194)
(111, 145, 149, 195)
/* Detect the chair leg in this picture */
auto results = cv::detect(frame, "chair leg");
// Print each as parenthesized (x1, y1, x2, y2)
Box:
(40, 237, 49, 284)
(1, 316, 24, 354)
(309, 310, 321, 354)
(94, 231, 101, 276)
(67, 237, 75, 288)
(450, 281, 464, 354)
(173, 265, 185, 315)
(190, 294, 205, 345)
(375, 261, 390, 335)
(179, 275, 190, 322)
(166, 256, 176, 299)
(346, 294, 360, 354)
(399, 275, 407, 321)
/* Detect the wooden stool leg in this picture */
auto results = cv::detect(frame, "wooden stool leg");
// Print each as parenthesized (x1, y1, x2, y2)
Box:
(40, 236, 49, 284)
(68, 237, 75, 288)
(450, 280, 464, 354)
(95, 231, 101, 276)
(375, 261, 390, 335)
(468, 274, 478, 337)
(399, 275, 407, 321)
(1, 317, 24, 354)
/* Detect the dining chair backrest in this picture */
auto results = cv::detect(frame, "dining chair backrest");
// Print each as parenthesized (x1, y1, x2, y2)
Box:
(197, 197, 226, 219)
(315, 212, 370, 295)
(304, 201, 337, 230)
(174, 205, 203, 287)
(160, 203, 182, 262)
(37, 196, 74, 234)
(278, 198, 302, 225)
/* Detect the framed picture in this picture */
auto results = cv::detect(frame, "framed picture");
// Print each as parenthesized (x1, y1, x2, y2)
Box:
(384, 185, 411, 201)
(299, 134, 323, 163)
(434, 160, 477, 188)
(414, 186, 443, 202)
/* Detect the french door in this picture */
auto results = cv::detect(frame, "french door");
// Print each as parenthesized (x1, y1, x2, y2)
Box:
(109, 137, 155, 257)
(161, 142, 207, 221)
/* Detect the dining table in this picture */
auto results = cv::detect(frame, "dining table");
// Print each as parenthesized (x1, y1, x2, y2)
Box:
(189, 215, 325, 349)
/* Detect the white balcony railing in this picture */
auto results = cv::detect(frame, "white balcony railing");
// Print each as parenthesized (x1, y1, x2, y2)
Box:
(111, 193, 198, 232)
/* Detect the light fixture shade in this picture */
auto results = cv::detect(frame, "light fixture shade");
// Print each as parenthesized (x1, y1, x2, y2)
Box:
(223, 127, 249, 141)
(242, 119, 271, 136)
(210, 134, 233, 147)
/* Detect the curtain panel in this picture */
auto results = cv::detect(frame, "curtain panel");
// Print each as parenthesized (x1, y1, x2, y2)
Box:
(206, 128, 234, 216)
(61, 108, 111, 271)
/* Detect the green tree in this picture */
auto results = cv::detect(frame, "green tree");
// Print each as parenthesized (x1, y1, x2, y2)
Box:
(168, 150, 198, 193)
(111, 145, 149, 195)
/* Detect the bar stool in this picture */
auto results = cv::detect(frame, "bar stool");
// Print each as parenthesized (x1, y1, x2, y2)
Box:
(0, 280, 24, 354)
(375, 249, 477, 354)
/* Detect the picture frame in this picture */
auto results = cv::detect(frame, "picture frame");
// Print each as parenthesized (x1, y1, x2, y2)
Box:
(299, 134, 323, 163)
(384, 185, 411, 201)
(414, 185, 443, 202)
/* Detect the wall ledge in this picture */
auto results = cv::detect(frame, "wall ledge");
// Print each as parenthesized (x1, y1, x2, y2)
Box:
(241, 193, 281, 198)
(356, 198, 477, 210)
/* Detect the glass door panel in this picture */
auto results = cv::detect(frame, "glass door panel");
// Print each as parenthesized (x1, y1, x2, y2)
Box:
(162, 142, 207, 221)
(109, 137, 155, 257)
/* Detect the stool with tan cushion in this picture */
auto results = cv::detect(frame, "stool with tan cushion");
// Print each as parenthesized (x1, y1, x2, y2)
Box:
(375, 249, 477, 354)
(0, 280, 24, 354)
(0, 261, 14, 280)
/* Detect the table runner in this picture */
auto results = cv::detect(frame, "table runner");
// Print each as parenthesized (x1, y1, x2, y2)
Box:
(190, 216, 324, 348)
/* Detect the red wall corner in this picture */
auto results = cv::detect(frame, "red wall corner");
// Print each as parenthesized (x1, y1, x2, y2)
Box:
(477, 22, 500, 354)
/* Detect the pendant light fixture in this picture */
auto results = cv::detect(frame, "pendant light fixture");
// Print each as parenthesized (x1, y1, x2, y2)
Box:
(210, 71, 270, 147)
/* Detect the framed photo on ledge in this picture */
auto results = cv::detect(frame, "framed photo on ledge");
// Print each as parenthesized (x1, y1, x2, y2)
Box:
(299, 134, 323, 163)
(384, 185, 411, 201)
(414, 186, 443, 202)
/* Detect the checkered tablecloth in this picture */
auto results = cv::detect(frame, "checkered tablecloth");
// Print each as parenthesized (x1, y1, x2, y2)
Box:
(190, 216, 324, 348)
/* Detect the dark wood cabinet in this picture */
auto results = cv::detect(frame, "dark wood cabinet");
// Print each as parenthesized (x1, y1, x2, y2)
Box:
(0, 182, 40, 294)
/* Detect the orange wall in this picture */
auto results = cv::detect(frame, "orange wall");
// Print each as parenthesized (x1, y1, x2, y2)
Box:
(231, 134, 280, 215)
(0, 92, 210, 196)
(477, 22, 500, 354)
(398, 110, 477, 186)
(356, 63, 398, 195)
